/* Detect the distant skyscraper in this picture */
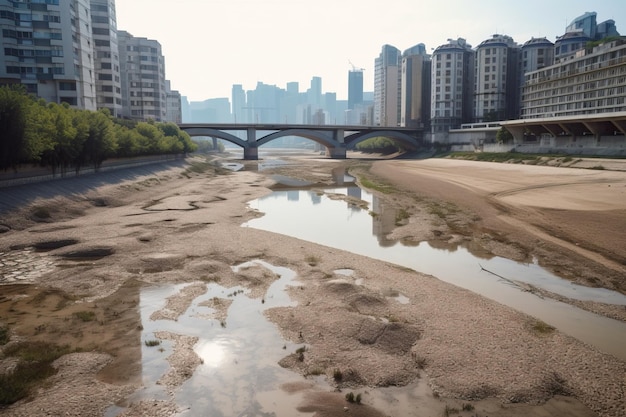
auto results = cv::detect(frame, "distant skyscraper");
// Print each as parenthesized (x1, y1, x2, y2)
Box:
(90, 0, 123, 116)
(374, 44, 401, 126)
(431, 38, 474, 133)
(118, 31, 167, 121)
(474, 34, 521, 122)
(400, 43, 431, 128)
(231, 84, 246, 122)
(348, 69, 363, 110)
(307, 76, 322, 110)
(0, 0, 96, 110)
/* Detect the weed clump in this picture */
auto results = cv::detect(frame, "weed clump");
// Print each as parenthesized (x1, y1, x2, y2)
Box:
(333, 368, 343, 382)
(144, 339, 161, 347)
(0, 326, 8, 345)
(73, 311, 96, 322)
(345, 392, 362, 404)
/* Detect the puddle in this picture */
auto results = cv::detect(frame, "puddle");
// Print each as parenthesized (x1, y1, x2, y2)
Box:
(243, 187, 626, 361)
(221, 162, 244, 171)
(108, 260, 317, 416)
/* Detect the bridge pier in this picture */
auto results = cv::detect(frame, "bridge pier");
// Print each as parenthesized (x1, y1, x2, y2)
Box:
(326, 146, 347, 159)
(244, 147, 258, 160)
(244, 127, 259, 160)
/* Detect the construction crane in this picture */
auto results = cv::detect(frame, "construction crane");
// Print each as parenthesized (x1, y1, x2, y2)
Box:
(348, 60, 365, 72)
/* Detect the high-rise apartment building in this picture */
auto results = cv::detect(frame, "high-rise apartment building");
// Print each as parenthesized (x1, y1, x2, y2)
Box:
(474, 34, 521, 122)
(118, 30, 167, 121)
(521, 37, 554, 76)
(90, 0, 122, 116)
(0, 0, 97, 110)
(521, 39, 626, 119)
(430, 38, 474, 133)
(374, 44, 401, 126)
(400, 43, 431, 128)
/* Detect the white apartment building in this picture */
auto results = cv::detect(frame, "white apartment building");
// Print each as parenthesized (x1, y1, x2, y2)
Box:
(430, 38, 474, 134)
(90, 0, 122, 116)
(521, 39, 626, 119)
(118, 30, 166, 121)
(474, 34, 521, 122)
(0, 0, 97, 110)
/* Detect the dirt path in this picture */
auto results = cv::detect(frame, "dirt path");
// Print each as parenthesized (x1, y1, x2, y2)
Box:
(0, 155, 624, 417)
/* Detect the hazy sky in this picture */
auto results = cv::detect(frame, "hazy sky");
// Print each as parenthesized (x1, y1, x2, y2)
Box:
(115, 0, 625, 101)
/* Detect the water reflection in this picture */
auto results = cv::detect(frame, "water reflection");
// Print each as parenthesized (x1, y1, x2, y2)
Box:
(109, 261, 309, 416)
(243, 186, 626, 360)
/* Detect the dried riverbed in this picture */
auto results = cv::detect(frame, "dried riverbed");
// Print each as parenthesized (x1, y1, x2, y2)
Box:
(0, 154, 624, 417)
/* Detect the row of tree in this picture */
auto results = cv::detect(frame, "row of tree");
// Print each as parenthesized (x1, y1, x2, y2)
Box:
(0, 85, 197, 173)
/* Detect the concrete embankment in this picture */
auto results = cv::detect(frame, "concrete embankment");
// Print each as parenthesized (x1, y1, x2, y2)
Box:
(0, 155, 186, 214)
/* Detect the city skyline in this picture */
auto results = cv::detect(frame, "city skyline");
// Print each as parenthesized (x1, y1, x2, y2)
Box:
(116, 0, 625, 101)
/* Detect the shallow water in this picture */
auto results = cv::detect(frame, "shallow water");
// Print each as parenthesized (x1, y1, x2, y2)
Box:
(109, 260, 313, 416)
(243, 187, 626, 360)
(106, 260, 446, 416)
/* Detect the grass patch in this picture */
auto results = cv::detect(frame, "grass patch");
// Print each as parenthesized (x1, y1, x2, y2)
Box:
(357, 177, 396, 194)
(531, 319, 555, 335)
(395, 208, 410, 225)
(305, 255, 320, 267)
(144, 339, 161, 347)
(447, 152, 539, 164)
(73, 311, 96, 322)
(307, 368, 324, 376)
(0, 341, 72, 405)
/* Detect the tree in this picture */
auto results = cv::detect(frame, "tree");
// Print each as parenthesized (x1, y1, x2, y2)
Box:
(496, 127, 514, 144)
(0, 85, 29, 170)
(135, 122, 164, 154)
(81, 110, 117, 169)
(41, 103, 79, 174)
(158, 122, 197, 153)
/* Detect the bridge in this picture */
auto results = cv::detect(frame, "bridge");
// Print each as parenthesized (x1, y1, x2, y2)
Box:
(178, 123, 424, 159)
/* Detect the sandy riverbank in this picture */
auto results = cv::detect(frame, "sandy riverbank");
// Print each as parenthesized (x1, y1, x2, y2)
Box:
(0, 154, 624, 417)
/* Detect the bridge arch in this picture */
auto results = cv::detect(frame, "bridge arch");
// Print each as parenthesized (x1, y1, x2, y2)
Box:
(256, 129, 341, 149)
(181, 127, 248, 149)
(345, 130, 421, 150)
